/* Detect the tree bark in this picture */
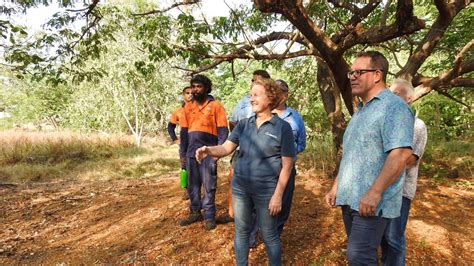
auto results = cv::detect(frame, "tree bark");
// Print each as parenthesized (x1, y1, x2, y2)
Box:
(316, 57, 346, 177)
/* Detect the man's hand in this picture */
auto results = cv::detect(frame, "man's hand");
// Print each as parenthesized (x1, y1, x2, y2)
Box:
(359, 190, 382, 216)
(268, 193, 283, 216)
(325, 189, 337, 208)
(195, 146, 208, 164)
(173, 139, 180, 145)
(325, 180, 338, 208)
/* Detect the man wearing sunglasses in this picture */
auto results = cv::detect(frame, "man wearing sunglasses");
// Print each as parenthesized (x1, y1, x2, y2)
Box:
(325, 51, 414, 265)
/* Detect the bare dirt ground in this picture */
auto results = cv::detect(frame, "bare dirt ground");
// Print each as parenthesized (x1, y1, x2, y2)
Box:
(1, 168, 473, 264)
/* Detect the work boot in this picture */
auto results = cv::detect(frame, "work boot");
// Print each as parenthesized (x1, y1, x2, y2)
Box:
(204, 219, 216, 231)
(215, 214, 234, 224)
(181, 190, 189, 200)
(179, 211, 202, 226)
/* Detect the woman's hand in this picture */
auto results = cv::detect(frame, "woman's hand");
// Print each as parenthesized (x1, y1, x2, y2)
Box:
(268, 192, 283, 216)
(195, 146, 208, 164)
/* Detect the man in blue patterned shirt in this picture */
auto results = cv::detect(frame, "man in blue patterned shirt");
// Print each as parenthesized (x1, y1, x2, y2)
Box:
(325, 51, 414, 265)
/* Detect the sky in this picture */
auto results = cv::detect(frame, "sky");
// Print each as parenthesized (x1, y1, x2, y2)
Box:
(4, 0, 252, 33)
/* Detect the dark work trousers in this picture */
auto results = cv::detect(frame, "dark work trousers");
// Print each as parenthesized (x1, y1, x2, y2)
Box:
(186, 156, 217, 221)
(341, 205, 389, 266)
(277, 166, 297, 235)
(249, 166, 297, 246)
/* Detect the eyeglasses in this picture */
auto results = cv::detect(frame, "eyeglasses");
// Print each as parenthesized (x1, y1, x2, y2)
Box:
(347, 69, 382, 79)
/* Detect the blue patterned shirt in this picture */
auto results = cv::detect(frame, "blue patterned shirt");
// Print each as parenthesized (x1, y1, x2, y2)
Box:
(230, 95, 253, 123)
(278, 106, 306, 154)
(336, 89, 414, 218)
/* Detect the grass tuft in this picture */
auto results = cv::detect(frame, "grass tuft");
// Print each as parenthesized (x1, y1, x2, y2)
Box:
(0, 130, 145, 183)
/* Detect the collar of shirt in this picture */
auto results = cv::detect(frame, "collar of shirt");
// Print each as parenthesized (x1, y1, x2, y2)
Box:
(278, 105, 292, 120)
(357, 88, 390, 109)
(193, 95, 215, 111)
(248, 114, 279, 125)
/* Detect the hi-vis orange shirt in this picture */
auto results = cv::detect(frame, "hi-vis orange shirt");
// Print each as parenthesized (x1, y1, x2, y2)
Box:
(167, 106, 186, 142)
(180, 97, 229, 158)
(170, 107, 185, 126)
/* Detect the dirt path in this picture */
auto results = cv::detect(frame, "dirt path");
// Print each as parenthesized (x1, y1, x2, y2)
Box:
(1, 170, 473, 264)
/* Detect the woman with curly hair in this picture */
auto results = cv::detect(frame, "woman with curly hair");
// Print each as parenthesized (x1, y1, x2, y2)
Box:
(196, 78, 295, 265)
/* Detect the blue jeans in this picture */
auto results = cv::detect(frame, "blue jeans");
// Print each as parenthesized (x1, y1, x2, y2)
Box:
(249, 167, 297, 246)
(186, 156, 217, 220)
(381, 197, 412, 266)
(232, 185, 281, 266)
(341, 205, 389, 266)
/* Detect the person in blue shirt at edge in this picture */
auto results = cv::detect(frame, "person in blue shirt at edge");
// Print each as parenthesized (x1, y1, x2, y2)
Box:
(247, 79, 307, 248)
(217, 69, 271, 224)
(195, 78, 296, 266)
(325, 51, 414, 265)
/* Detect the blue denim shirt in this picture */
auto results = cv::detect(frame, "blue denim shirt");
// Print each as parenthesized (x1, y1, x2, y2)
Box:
(230, 95, 253, 123)
(278, 106, 306, 154)
(336, 89, 414, 218)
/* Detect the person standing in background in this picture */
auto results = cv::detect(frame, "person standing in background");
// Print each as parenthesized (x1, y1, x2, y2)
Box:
(381, 78, 428, 266)
(167, 86, 193, 199)
(272, 79, 306, 235)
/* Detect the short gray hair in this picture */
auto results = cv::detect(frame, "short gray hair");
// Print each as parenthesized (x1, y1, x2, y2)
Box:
(391, 78, 414, 97)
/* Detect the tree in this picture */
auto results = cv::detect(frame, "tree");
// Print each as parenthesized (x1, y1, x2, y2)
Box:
(133, 0, 473, 171)
(1, 1, 472, 172)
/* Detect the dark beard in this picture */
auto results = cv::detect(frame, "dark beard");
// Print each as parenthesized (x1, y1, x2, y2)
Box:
(193, 92, 206, 102)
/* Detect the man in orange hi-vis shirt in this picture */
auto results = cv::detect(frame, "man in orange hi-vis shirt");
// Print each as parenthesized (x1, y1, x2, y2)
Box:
(179, 74, 229, 231)
(167, 86, 193, 145)
(167, 86, 193, 200)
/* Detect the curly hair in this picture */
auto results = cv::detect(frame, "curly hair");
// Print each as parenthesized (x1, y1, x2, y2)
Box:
(252, 78, 284, 110)
(190, 74, 213, 93)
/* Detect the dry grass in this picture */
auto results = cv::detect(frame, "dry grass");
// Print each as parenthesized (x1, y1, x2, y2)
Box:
(0, 130, 174, 183)
(0, 130, 135, 165)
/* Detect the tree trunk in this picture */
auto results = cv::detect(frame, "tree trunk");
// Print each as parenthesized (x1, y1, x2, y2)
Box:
(316, 57, 347, 177)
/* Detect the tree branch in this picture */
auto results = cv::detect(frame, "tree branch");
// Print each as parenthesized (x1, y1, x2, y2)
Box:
(254, 0, 337, 59)
(434, 0, 451, 18)
(433, 88, 471, 110)
(412, 57, 474, 102)
(331, 0, 381, 44)
(448, 77, 474, 87)
(174, 49, 314, 76)
(327, 0, 358, 13)
(380, 0, 393, 26)
(253, 0, 354, 114)
(132, 0, 200, 16)
(66, 0, 100, 16)
(338, 0, 425, 52)
(397, 0, 469, 80)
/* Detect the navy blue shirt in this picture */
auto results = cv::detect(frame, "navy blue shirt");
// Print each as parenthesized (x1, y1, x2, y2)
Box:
(228, 114, 296, 192)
